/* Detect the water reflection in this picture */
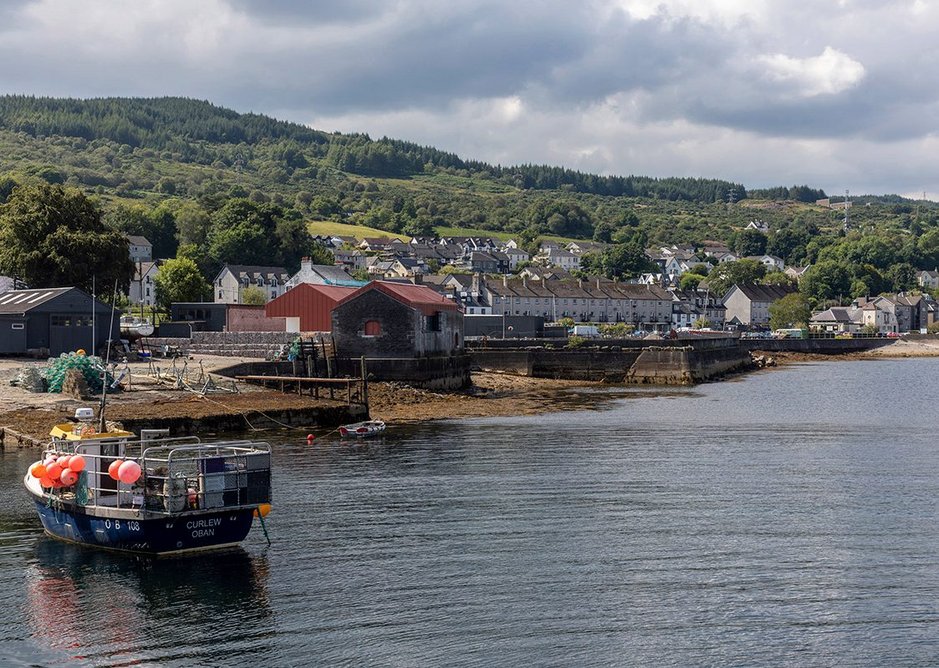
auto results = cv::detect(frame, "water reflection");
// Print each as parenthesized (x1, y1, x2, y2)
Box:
(25, 539, 274, 665)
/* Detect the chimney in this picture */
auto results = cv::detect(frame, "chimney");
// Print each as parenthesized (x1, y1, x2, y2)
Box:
(412, 273, 423, 285)
(472, 272, 481, 295)
(522, 277, 527, 288)
(596, 278, 601, 289)
(503, 275, 508, 287)
(578, 279, 583, 288)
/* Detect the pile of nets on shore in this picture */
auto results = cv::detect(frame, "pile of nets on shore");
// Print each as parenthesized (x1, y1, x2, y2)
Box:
(10, 352, 118, 394)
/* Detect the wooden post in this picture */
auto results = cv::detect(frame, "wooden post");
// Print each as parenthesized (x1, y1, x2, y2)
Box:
(321, 338, 330, 378)
(360, 355, 369, 412)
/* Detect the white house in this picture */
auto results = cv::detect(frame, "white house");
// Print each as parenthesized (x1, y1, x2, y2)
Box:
(745, 255, 786, 272)
(128, 261, 159, 307)
(541, 247, 581, 270)
(127, 235, 152, 263)
(918, 270, 939, 290)
(214, 265, 290, 304)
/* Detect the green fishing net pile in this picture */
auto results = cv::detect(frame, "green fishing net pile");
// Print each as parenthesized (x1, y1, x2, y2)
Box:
(44, 353, 115, 394)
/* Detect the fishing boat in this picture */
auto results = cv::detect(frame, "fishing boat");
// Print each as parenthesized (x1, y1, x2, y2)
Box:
(338, 419, 386, 438)
(23, 408, 273, 556)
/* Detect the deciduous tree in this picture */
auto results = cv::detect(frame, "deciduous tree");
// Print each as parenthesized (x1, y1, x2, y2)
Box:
(0, 183, 134, 294)
(154, 257, 210, 309)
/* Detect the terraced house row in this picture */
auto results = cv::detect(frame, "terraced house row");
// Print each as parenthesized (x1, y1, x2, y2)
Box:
(480, 276, 674, 327)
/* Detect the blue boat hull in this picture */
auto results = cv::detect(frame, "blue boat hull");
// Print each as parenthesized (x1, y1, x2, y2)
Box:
(34, 501, 257, 555)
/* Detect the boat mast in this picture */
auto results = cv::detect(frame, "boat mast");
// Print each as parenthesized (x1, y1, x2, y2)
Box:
(98, 280, 118, 432)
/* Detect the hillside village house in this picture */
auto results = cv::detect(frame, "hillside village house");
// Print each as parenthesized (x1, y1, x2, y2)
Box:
(785, 266, 811, 282)
(127, 235, 152, 263)
(918, 270, 939, 290)
(128, 260, 159, 307)
(214, 265, 290, 304)
(284, 259, 362, 290)
(744, 255, 786, 272)
(722, 283, 798, 328)
(540, 247, 581, 270)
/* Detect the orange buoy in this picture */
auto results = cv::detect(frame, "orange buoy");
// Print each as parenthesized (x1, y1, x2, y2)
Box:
(108, 459, 123, 481)
(117, 460, 141, 484)
(306, 434, 315, 443)
(253, 503, 272, 518)
(29, 462, 47, 479)
(39, 476, 54, 488)
(60, 469, 78, 486)
(45, 463, 62, 481)
(68, 455, 86, 473)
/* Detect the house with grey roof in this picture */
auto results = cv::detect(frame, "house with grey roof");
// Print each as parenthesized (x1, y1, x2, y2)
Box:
(285, 259, 360, 290)
(809, 307, 863, 333)
(481, 276, 672, 329)
(127, 235, 152, 263)
(722, 283, 798, 328)
(214, 265, 290, 304)
(918, 270, 939, 290)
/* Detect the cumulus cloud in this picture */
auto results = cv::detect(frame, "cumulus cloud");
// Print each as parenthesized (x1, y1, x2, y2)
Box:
(0, 0, 939, 195)
(757, 47, 865, 97)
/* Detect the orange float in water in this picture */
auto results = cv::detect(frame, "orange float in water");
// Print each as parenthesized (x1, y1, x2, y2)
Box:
(68, 455, 86, 473)
(108, 460, 124, 481)
(253, 503, 272, 518)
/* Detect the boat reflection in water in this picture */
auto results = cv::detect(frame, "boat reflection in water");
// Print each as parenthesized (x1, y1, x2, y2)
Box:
(25, 539, 273, 665)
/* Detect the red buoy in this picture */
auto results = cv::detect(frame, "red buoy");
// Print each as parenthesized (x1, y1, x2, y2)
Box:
(306, 434, 315, 443)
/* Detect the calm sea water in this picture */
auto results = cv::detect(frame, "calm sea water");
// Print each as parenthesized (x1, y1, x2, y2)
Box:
(3, 358, 939, 666)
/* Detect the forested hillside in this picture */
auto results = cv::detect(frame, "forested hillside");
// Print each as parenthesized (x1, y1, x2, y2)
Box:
(1, 95, 938, 305)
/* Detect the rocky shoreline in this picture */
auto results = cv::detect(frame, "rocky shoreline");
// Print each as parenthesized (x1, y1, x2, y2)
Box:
(0, 355, 607, 445)
(0, 340, 931, 446)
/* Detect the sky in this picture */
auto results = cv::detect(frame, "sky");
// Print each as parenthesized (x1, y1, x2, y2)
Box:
(1, 0, 938, 199)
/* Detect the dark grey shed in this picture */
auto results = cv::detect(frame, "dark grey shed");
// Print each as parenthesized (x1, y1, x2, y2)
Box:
(0, 287, 121, 356)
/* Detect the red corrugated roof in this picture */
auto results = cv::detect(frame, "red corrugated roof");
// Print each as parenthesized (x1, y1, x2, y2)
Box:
(334, 281, 459, 316)
(266, 283, 359, 331)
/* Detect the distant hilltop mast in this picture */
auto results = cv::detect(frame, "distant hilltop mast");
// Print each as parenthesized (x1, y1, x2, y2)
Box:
(843, 189, 850, 231)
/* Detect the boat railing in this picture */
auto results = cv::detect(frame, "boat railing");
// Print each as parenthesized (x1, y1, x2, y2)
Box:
(139, 442, 272, 516)
(41, 439, 271, 516)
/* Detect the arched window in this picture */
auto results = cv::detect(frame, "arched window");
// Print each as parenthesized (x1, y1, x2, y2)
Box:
(364, 320, 381, 336)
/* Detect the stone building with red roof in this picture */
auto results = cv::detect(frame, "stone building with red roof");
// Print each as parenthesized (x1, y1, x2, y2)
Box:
(331, 281, 463, 357)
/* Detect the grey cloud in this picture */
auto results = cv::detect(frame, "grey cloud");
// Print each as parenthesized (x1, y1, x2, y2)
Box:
(0, 0, 938, 195)
(225, 0, 387, 25)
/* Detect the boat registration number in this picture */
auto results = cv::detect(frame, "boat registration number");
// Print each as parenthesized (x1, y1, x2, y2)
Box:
(104, 519, 141, 532)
